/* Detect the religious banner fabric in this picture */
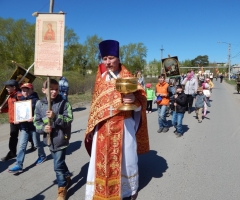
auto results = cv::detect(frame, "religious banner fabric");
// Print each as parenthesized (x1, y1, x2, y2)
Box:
(34, 14, 65, 76)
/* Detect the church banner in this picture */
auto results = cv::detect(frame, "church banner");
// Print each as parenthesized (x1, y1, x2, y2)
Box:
(162, 56, 180, 77)
(34, 14, 65, 76)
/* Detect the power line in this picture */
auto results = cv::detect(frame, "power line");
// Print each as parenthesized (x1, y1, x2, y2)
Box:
(232, 51, 240, 58)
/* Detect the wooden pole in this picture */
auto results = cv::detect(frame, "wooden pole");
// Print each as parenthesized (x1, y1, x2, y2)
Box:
(46, 0, 54, 145)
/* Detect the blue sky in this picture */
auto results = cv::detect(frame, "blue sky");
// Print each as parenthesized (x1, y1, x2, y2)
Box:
(1, 0, 240, 64)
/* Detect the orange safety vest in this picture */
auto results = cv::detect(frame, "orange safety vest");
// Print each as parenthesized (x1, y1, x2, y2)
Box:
(155, 82, 170, 105)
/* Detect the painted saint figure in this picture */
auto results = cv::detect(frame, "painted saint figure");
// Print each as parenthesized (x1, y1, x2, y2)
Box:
(44, 23, 55, 41)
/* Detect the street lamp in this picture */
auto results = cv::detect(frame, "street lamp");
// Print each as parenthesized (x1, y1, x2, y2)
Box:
(217, 41, 231, 80)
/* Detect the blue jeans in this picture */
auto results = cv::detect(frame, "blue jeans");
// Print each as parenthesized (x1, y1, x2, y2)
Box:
(16, 130, 46, 168)
(51, 148, 70, 187)
(157, 105, 168, 128)
(172, 111, 184, 134)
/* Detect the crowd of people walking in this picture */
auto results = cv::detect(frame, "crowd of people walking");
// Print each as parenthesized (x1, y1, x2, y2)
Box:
(144, 69, 216, 138)
(0, 38, 224, 200)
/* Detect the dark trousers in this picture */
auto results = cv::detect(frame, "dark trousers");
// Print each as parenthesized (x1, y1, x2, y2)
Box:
(146, 100, 153, 112)
(186, 94, 194, 110)
(9, 123, 19, 155)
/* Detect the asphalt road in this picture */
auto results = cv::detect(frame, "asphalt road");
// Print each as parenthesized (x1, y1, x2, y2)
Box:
(0, 79, 240, 200)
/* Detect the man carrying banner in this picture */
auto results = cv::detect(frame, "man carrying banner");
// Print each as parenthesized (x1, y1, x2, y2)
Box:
(84, 40, 149, 200)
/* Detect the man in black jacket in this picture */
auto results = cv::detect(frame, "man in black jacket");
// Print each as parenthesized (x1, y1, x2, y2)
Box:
(170, 85, 187, 138)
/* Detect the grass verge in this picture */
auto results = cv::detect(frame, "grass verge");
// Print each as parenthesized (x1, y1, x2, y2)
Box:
(225, 78, 236, 85)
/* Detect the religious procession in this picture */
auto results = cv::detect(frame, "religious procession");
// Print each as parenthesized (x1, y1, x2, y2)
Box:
(0, 38, 149, 200)
(1, 2, 240, 200)
(0, 37, 224, 200)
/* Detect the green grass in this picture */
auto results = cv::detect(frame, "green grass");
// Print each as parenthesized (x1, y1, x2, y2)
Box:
(224, 78, 236, 85)
(68, 91, 92, 108)
(0, 113, 9, 124)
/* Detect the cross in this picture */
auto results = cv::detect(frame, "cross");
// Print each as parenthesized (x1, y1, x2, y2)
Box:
(108, 105, 115, 117)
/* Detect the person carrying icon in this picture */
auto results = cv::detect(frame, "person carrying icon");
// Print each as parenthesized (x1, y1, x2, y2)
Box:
(8, 83, 47, 174)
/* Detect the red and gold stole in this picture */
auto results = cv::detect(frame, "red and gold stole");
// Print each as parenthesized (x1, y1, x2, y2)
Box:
(85, 64, 149, 199)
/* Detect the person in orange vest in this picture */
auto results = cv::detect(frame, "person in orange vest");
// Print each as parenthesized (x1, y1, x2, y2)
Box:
(155, 74, 170, 133)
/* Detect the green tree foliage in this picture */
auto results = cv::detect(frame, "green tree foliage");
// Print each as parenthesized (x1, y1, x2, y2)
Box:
(147, 59, 160, 77)
(181, 59, 192, 67)
(0, 18, 35, 68)
(179, 59, 193, 74)
(120, 43, 147, 73)
(191, 55, 209, 67)
(64, 27, 79, 47)
(64, 43, 85, 71)
(63, 27, 82, 71)
(84, 35, 102, 73)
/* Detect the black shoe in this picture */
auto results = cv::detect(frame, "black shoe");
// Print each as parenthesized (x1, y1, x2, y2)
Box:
(29, 146, 37, 152)
(188, 108, 191, 114)
(176, 133, 182, 138)
(1, 152, 16, 161)
(131, 192, 138, 200)
(173, 130, 178, 135)
(157, 128, 163, 133)
(162, 127, 169, 133)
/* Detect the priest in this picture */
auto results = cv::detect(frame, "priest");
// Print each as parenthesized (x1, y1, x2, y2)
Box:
(84, 40, 149, 200)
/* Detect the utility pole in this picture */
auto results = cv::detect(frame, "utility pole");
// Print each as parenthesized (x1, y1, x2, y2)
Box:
(217, 41, 231, 80)
(50, 0, 54, 13)
(228, 43, 231, 80)
(47, 0, 54, 145)
(160, 45, 164, 74)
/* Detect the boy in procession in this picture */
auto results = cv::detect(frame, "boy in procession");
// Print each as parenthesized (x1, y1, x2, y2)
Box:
(8, 83, 47, 173)
(34, 79, 73, 200)
(0, 80, 22, 161)
(170, 85, 187, 137)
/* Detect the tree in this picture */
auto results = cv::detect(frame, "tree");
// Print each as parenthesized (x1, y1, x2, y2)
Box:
(64, 43, 86, 72)
(191, 55, 209, 67)
(84, 35, 102, 73)
(64, 27, 79, 47)
(63, 27, 82, 72)
(179, 59, 193, 74)
(120, 43, 147, 73)
(0, 18, 35, 68)
(147, 59, 160, 77)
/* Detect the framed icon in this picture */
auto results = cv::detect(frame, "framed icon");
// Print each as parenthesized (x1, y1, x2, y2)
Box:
(0, 65, 36, 107)
(162, 56, 180, 77)
(14, 100, 32, 122)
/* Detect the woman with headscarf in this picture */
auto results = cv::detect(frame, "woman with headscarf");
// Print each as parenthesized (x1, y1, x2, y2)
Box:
(181, 70, 198, 114)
